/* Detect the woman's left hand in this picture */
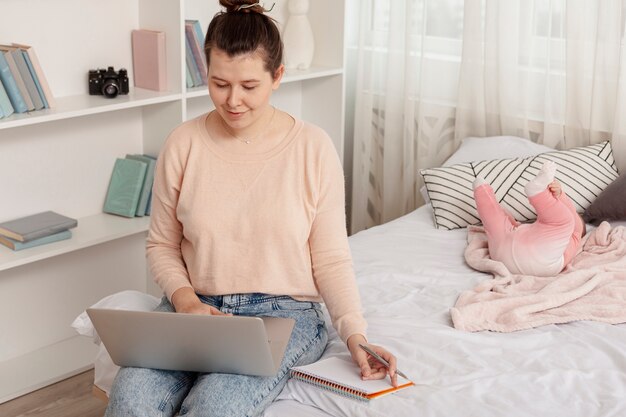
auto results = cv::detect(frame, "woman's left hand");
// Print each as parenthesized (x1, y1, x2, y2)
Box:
(347, 334, 398, 387)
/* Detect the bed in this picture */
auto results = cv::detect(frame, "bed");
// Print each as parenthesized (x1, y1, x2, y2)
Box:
(74, 137, 626, 417)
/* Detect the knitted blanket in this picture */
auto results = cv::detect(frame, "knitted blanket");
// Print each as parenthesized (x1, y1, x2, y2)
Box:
(450, 222, 626, 332)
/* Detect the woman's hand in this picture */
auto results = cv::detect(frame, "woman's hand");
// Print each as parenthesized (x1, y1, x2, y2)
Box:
(346, 334, 399, 387)
(171, 287, 231, 316)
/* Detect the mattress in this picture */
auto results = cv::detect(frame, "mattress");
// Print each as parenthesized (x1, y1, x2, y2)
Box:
(265, 204, 626, 417)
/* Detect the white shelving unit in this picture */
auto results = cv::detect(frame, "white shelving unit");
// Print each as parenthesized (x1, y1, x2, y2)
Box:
(0, 0, 346, 403)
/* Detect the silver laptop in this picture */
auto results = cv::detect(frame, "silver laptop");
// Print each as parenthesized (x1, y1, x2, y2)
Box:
(86, 308, 295, 377)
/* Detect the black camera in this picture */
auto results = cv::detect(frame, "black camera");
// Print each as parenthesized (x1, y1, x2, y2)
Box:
(88, 66, 129, 98)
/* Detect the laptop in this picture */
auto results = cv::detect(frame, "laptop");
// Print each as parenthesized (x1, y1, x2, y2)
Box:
(86, 308, 295, 377)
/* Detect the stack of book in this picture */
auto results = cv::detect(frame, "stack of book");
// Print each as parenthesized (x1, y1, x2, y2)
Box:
(185, 19, 208, 88)
(0, 43, 55, 119)
(103, 154, 157, 218)
(0, 211, 77, 251)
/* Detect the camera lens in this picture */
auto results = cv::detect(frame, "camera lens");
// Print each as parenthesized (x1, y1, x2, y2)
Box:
(102, 79, 120, 98)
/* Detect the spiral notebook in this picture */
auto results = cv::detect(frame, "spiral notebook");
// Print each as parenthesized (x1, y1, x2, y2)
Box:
(290, 357, 415, 402)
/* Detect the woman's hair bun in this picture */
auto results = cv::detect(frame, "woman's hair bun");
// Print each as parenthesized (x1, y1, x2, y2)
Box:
(220, 0, 268, 14)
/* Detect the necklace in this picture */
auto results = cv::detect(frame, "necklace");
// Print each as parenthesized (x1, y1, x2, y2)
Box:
(220, 107, 276, 144)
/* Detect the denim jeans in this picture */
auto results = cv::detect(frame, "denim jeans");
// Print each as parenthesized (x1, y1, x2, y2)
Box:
(104, 293, 328, 417)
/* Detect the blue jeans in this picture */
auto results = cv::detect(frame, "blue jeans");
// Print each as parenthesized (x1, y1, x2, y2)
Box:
(104, 293, 328, 417)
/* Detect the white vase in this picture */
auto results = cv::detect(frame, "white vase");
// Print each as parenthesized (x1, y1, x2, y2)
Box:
(283, 0, 315, 70)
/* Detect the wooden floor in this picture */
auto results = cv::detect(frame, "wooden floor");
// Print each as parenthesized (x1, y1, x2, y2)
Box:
(0, 370, 107, 417)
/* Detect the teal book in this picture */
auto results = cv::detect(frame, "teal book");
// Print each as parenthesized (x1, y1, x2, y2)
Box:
(125, 154, 156, 217)
(145, 188, 153, 215)
(0, 210, 77, 242)
(103, 158, 148, 218)
(20, 49, 48, 109)
(0, 78, 15, 117)
(0, 229, 72, 251)
(0, 52, 28, 113)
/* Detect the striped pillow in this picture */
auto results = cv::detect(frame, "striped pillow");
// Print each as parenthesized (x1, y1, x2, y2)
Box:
(420, 141, 619, 230)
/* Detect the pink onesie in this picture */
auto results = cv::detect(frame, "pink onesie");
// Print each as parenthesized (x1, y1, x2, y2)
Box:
(473, 184, 584, 276)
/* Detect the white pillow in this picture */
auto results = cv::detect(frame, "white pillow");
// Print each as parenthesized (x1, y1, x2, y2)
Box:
(71, 290, 160, 344)
(420, 141, 619, 230)
(420, 136, 554, 203)
(71, 290, 161, 397)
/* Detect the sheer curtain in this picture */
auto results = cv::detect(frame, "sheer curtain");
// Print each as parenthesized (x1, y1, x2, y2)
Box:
(349, 0, 626, 234)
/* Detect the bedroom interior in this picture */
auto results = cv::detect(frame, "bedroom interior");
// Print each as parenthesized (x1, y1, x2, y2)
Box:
(1, 0, 625, 416)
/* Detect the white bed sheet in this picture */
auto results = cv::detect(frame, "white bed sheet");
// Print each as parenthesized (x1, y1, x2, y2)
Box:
(267, 205, 626, 417)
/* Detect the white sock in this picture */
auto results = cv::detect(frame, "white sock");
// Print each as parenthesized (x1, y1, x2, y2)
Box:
(473, 176, 488, 189)
(525, 160, 556, 197)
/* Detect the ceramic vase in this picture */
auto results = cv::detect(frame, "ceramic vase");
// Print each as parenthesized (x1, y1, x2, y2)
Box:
(283, 0, 315, 70)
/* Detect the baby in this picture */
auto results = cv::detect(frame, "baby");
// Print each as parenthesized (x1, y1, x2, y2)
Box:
(473, 161, 585, 276)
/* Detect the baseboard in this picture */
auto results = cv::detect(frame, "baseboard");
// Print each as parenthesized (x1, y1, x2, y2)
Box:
(92, 385, 109, 403)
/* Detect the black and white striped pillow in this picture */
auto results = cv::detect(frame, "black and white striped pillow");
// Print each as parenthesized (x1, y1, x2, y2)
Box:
(420, 141, 619, 230)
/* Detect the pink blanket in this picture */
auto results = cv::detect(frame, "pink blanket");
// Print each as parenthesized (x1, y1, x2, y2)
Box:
(450, 221, 626, 332)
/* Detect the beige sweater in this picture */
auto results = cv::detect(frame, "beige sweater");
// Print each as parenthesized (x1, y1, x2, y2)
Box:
(146, 113, 367, 342)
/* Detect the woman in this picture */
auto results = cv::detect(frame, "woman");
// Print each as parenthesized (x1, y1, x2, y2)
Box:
(105, 1, 398, 416)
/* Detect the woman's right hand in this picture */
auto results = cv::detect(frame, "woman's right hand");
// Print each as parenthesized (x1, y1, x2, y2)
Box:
(171, 287, 232, 316)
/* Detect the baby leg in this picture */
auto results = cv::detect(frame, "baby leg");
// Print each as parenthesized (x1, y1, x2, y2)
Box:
(473, 180, 517, 241)
(525, 160, 557, 197)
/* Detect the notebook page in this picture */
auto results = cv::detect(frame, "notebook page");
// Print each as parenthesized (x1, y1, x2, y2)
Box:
(291, 357, 410, 395)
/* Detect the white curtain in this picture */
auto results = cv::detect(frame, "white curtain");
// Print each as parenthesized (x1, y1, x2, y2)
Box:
(349, 0, 626, 234)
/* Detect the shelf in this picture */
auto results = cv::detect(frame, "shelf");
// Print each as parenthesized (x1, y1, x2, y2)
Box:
(0, 213, 151, 272)
(0, 88, 183, 130)
(185, 65, 344, 99)
(0, 65, 344, 128)
(0, 335, 98, 404)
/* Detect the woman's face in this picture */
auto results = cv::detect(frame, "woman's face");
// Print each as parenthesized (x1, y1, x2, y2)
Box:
(208, 48, 283, 131)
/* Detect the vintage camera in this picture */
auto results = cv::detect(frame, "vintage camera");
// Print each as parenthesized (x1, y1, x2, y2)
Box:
(88, 67, 129, 98)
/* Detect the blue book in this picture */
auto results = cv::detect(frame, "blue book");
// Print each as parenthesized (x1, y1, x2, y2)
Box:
(185, 37, 202, 87)
(1, 50, 34, 111)
(0, 52, 28, 113)
(125, 154, 156, 217)
(0, 229, 72, 251)
(0, 46, 44, 110)
(21, 50, 48, 109)
(0, 80, 14, 118)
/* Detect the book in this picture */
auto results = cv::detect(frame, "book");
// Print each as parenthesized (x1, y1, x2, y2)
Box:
(145, 188, 153, 215)
(0, 211, 77, 242)
(290, 357, 415, 402)
(0, 79, 14, 117)
(1, 50, 34, 111)
(185, 63, 193, 88)
(0, 229, 72, 251)
(0, 51, 28, 113)
(185, 36, 202, 87)
(131, 29, 167, 91)
(103, 158, 148, 218)
(0, 45, 44, 110)
(125, 154, 156, 217)
(185, 20, 208, 85)
(191, 19, 208, 84)
(12, 43, 56, 108)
